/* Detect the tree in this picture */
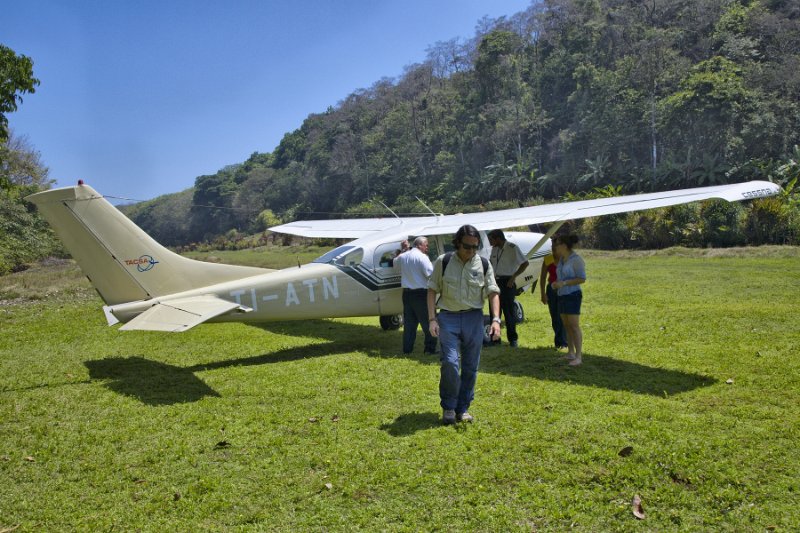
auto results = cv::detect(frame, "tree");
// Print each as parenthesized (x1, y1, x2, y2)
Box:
(0, 130, 52, 191)
(0, 45, 40, 142)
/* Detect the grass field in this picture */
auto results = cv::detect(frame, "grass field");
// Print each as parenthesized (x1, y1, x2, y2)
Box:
(1, 247, 799, 531)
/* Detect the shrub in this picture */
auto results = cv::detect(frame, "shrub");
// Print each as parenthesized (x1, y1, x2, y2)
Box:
(699, 200, 746, 247)
(745, 197, 796, 245)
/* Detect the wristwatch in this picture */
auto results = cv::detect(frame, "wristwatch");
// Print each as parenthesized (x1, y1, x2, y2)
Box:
(491, 317, 501, 324)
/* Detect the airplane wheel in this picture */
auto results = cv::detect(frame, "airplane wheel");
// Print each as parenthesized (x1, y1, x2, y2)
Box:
(513, 301, 525, 323)
(380, 314, 403, 330)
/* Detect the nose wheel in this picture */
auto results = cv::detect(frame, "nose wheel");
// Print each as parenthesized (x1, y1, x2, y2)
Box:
(380, 314, 403, 330)
(513, 300, 525, 323)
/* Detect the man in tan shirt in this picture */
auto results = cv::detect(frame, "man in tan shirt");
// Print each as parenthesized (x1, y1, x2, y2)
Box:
(427, 225, 500, 424)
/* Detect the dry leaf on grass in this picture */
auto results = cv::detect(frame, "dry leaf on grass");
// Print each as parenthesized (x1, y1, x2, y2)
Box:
(632, 494, 646, 519)
(618, 446, 634, 457)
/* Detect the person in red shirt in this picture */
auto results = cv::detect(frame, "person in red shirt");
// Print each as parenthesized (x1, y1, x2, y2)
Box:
(539, 241, 568, 350)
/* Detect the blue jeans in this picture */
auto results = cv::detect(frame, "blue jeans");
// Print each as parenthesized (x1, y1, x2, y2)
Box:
(437, 309, 484, 413)
(403, 289, 437, 353)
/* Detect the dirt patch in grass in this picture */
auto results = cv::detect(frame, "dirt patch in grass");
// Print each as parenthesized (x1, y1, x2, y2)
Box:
(0, 258, 94, 304)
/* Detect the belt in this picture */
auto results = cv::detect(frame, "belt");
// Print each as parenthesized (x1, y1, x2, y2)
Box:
(440, 308, 482, 314)
(402, 288, 428, 292)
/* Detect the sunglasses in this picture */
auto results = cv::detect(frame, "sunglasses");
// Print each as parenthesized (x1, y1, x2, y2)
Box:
(460, 243, 480, 251)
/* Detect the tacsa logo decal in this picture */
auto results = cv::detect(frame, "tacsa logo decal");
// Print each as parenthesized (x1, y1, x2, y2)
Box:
(125, 255, 159, 272)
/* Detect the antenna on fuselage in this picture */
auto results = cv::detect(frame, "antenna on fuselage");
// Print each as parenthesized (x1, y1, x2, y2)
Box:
(415, 196, 441, 217)
(373, 199, 400, 219)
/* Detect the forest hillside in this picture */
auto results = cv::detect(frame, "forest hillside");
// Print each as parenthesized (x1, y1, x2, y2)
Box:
(121, 0, 800, 247)
(3, 0, 800, 274)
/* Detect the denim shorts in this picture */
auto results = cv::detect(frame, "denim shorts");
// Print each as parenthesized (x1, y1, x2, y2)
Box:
(558, 291, 582, 315)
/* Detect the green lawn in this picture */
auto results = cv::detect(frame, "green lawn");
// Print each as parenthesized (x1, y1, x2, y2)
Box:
(1, 247, 798, 531)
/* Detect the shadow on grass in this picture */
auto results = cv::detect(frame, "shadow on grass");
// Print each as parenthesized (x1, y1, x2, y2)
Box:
(379, 411, 442, 436)
(84, 319, 715, 405)
(84, 343, 350, 406)
(478, 349, 717, 396)
(85, 357, 221, 405)
(264, 320, 717, 396)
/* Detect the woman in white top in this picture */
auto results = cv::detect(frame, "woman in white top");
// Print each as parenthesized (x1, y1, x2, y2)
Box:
(552, 234, 586, 366)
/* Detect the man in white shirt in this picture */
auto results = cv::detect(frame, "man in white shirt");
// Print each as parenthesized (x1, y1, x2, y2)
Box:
(488, 229, 529, 347)
(395, 236, 437, 355)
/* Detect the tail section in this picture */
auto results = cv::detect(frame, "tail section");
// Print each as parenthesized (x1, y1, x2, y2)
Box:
(26, 184, 269, 305)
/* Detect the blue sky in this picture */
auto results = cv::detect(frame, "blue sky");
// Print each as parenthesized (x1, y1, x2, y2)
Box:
(4, 0, 532, 202)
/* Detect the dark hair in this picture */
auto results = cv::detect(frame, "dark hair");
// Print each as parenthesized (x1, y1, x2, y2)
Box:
(487, 229, 505, 240)
(453, 224, 481, 248)
(554, 234, 579, 250)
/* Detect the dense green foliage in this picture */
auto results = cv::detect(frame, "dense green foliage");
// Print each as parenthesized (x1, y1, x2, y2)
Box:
(0, 44, 39, 143)
(5, 2, 800, 266)
(0, 130, 61, 274)
(0, 45, 59, 273)
(0, 186, 64, 275)
(2, 248, 799, 530)
(129, 0, 800, 244)
(0, 44, 39, 144)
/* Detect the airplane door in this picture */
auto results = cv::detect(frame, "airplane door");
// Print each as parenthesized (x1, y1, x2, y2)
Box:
(374, 236, 445, 316)
(372, 240, 404, 316)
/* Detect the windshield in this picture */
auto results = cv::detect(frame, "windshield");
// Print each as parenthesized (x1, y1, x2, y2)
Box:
(312, 245, 363, 266)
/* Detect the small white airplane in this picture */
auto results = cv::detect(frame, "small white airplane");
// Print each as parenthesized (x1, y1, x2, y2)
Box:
(26, 180, 779, 333)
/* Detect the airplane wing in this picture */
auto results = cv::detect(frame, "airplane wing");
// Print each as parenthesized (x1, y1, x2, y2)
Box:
(118, 295, 249, 332)
(268, 216, 436, 238)
(270, 180, 780, 238)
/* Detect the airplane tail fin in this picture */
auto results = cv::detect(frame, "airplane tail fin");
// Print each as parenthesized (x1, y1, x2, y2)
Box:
(26, 184, 269, 306)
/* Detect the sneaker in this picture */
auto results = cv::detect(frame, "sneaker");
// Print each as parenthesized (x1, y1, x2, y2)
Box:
(509, 340, 518, 347)
(442, 409, 456, 425)
(456, 412, 474, 423)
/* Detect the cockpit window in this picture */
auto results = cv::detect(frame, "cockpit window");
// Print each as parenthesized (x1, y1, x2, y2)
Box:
(374, 241, 405, 269)
(313, 245, 363, 267)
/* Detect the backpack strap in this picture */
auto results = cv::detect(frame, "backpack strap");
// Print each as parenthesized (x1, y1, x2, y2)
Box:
(442, 251, 454, 273)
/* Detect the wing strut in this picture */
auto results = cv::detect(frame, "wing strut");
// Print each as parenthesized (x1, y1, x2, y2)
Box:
(528, 221, 567, 259)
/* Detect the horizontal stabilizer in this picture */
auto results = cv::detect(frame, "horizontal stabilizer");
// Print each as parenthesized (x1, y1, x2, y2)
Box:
(119, 296, 249, 332)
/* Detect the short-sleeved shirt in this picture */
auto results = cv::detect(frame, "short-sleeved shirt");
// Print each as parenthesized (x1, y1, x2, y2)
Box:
(490, 241, 527, 277)
(556, 252, 586, 296)
(543, 253, 558, 284)
(396, 247, 433, 289)
(428, 252, 500, 312)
